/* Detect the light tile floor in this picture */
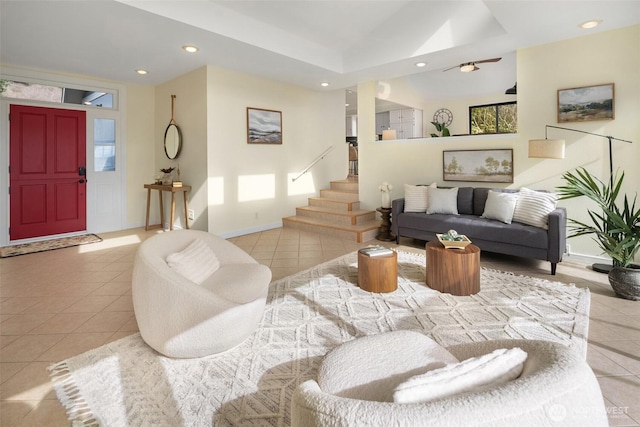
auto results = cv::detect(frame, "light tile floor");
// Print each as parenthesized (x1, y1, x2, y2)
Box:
(1, 227, 639, 426)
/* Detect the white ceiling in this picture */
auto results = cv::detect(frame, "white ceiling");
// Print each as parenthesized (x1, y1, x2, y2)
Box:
(1, 0, 639, 104)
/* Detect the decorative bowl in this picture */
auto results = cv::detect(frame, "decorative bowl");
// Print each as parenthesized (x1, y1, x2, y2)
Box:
(436, 233, 472, 249)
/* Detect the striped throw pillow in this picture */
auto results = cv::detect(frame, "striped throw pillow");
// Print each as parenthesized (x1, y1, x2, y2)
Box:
(404, 183, 437, 212)
(512, 188, 558, 229)
(166, 238, 220, 284)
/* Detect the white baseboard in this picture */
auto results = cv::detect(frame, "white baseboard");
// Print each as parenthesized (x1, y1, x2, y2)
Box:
(563, 251, 611, 267)
(217, 222, 283, 239)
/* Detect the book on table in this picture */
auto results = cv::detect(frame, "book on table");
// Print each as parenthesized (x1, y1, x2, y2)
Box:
(359, 245, 394, 257)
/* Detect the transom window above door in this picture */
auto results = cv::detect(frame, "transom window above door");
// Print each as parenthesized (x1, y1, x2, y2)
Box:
(0, 79, 114, 108)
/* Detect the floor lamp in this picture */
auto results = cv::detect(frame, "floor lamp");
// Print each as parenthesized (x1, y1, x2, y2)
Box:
(528, 124, 634, 273)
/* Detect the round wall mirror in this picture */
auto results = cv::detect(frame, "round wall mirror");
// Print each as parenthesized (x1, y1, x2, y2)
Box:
(164, 123, 182, 159)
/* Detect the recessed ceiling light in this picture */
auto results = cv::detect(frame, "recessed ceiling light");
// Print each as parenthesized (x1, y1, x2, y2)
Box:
(135, 69, 148, 75)
(580, 20, 602, 29)
(415, 62, 427, 67)
(321, 82, 329, 87)
(182, 45, 199, 53)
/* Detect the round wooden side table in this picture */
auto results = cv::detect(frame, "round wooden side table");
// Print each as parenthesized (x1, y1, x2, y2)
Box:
(426, 241, 481, 296)
(357, 249, 398, 293)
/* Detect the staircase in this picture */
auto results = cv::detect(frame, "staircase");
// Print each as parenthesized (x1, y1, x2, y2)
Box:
(282, 179, 380, 242)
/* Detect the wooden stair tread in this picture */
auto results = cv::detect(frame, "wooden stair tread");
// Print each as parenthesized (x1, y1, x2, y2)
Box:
(296, 206, 374, 217)
(284, 215, 379, 230)
(283, 177, 379, 242)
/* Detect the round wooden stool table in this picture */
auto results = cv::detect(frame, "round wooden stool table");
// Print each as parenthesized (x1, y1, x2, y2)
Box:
(357, 249, 398, 293)
(426, 241, 481, 296)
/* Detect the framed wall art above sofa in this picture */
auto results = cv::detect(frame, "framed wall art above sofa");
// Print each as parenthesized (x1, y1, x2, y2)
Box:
(443, 149, 513, 183)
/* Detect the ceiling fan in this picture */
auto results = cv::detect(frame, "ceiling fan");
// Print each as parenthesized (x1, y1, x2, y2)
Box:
(443, 57, 502, 72)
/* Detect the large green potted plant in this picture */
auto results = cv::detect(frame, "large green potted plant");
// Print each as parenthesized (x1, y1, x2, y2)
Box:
(557, 167, 640, 300)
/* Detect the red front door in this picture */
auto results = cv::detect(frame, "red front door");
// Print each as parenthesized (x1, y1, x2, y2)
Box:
(9, 105, 87, 240)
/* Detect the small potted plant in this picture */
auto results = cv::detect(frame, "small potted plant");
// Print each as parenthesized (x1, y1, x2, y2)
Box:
(557, 167, 640, 300)
(430, 121, 450, 137)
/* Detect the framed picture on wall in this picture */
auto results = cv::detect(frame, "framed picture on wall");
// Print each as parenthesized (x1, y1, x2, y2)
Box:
(247, 107, 282, 144)
(443, 149, 513, 183)
(557, 83, 614, 123)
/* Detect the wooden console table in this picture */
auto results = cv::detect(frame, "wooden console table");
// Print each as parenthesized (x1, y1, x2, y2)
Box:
(144, 184, 191, 231)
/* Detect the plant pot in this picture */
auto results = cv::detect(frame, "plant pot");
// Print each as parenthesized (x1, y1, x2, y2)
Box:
(608, 266, 640, 301)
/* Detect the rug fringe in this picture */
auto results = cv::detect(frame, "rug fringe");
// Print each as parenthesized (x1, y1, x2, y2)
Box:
(49, 361, 100, 426)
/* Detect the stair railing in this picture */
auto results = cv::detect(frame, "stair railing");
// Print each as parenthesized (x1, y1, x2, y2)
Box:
(291, 145, 335, 182)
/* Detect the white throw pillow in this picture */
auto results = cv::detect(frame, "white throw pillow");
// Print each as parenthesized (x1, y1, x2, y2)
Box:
(481, 190, 519, 224)
(166, 238, 220, 284)
(404, 183, 437, 212)
(426, 187, 458, 215)
(512, 187, 558, 230)
(393, 347, 527, 404)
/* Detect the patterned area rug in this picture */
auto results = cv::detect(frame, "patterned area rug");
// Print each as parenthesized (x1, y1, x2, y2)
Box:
(49, 250, 590, 426)
(0, 234, 102, 258)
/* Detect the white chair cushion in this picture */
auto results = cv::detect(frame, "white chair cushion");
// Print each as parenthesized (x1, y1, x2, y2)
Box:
(166, 238, 220, 284)
(318, 330, 459, 402)
(201, 263, 271, 304)
(512, 187, 558, 229)
(481, 190, 519, 224)
(426, 187, 459, 215)
(393, 347, 527, 404)
(404, 183, 437, 212)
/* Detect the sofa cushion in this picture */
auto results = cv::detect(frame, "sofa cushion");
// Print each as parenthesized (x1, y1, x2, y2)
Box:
(456, 187, 475, 215)
(165, 238, 220, 284)
(396, 213, 549, 249)
(404, 183, 437, 212)
(426, 187, 458, 215)
(393, 347, 527, 404)
(481, 190, 519, 224)
(512, 187, 558, 230)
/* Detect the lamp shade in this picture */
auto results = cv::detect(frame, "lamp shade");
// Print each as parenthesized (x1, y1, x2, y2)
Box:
(460, 64, 475, 72)
(528, 139, 565, 159)
(382, 129, 397, 140)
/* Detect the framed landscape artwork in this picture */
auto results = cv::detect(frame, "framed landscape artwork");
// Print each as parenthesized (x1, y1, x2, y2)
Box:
(557, 83, 614, 123)
(247, 107, 282, 144)
(443, 149, 513, 183)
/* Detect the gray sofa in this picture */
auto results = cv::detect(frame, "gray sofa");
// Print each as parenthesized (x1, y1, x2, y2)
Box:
(391, 187, 566, 274)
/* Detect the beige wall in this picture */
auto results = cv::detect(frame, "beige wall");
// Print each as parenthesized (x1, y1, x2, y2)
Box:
(124, 84, 155, 227)
(358, 25, 640, 262)
(4, 24, 636, 261)
(154, 67, 209, 230)
(205, 66, 347, 237)
(520, 24, 639, 260)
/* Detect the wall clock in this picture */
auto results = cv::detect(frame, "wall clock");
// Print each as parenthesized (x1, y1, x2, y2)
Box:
(433, 108, 453, 126)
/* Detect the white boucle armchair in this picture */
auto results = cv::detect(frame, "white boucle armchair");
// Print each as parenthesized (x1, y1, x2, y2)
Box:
(291, 331, 608, 427)
(132, 230, 271, 358)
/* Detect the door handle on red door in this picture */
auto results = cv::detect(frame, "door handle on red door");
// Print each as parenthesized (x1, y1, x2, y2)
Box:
(79, 179, 85, 184)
